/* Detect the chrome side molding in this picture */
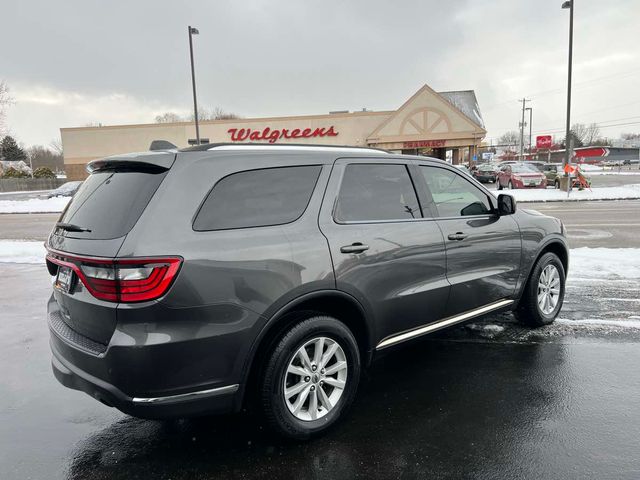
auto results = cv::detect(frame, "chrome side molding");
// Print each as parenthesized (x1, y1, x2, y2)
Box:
(132, 384, 239, 404)
(376, 299, 514, 350)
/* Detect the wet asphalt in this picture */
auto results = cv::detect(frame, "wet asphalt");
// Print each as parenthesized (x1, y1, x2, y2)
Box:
(2, 263, 640, 480)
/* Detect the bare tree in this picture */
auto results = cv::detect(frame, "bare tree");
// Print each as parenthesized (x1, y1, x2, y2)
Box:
(0, 81, 15, 136)
(155, 112, 183, 123)
(212, 107, 241, 120)
(50, 138, 63, 156)
(27, 145, 64, 170)
(583, 123, 601, 146)
(498, 131, 519, 146)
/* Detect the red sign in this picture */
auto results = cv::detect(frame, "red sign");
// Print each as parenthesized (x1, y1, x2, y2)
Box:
(536, 135, 553, 149)
(228, 126, 338, 144)
(403, 139, 446, 149)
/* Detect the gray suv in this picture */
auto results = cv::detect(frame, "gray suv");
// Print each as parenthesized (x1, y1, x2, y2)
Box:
(46, 144, 568, 439)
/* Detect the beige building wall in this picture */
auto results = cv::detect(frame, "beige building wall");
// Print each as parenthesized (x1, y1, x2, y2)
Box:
(61, 84, 486, 180)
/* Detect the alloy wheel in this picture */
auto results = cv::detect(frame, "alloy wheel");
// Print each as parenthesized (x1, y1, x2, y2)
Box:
(283, 337, 348, 421)
(537, 264, 561, 315)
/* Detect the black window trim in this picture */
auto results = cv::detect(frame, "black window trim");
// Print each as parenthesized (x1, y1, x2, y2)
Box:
(415, 163, 498, 221)
(331, 162, 425, 225)
(191, 164, 323, 232)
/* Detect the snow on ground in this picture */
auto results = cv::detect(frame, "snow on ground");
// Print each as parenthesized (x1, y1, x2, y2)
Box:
(570, 247, 640, 280)
(497, 184, 640, 202)
(0, 241, 46, 264)
(0, 196, 70, 213)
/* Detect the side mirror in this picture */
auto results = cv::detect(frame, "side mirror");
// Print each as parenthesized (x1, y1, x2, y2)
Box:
(497, 194, 517, 215)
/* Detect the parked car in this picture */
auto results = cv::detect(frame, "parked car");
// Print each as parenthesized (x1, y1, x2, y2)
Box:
(497, 163, 547, 189)
(46, 181, 83, 198)
(454, 164, 472, 175)
(540, 163, 591, 189)
(473, 163, 499, 183)
(45, 144, 568, 439)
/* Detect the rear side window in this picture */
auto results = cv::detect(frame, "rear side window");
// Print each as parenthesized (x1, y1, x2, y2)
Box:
(193, 165, 322, 231)
(334, 164, 421, 222)
(58, 169, 167, 239)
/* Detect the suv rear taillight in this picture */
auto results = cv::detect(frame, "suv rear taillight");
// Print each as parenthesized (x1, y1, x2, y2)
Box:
(46, 249, 182, 303)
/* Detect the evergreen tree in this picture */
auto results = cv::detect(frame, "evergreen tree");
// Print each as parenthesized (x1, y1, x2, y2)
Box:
(0, 136, 27, 161)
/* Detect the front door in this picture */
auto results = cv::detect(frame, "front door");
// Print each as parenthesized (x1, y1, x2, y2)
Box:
(414, 163, 522, 316)
(319, 159, 449, 343)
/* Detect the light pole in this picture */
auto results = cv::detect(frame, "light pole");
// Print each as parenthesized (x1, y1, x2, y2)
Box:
(526, 107, 533, 156)
(562, 0, 574, 190)
(188, 26, 201, 145)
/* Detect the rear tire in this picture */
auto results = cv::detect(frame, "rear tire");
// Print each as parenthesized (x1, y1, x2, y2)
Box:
(515, 252, 565, 327)
(260, 316, 360, 439)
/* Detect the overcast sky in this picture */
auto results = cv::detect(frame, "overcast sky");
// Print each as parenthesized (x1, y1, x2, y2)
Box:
(2, 0, 639, 147)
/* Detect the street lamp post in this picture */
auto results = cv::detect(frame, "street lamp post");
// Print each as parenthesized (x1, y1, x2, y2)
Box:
(188, 26, 201, 145)
(526, 107, 533, 157)
(562, 0, 574, 190)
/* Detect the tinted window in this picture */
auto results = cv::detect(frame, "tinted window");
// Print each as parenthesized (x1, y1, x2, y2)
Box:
(193, 165, 321, 231)
(335, 164, 420, 222)
(512, 164, 540, 173)
(420, 166, 493, 218)
(58, 169, 167, 239)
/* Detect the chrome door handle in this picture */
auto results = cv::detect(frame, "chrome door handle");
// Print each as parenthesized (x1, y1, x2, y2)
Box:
(340, 243, 369, 254)
(447, 232, 468, 241)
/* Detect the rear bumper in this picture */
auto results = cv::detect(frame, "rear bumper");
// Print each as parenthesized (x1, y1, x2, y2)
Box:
(51, 341, 238, 419)
(47, 293, 260, 419)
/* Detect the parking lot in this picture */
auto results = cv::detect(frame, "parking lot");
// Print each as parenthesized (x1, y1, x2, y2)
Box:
(1, 189, 640, 479)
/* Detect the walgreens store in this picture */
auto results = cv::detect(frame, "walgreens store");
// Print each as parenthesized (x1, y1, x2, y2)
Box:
(61, 84, 486, 180)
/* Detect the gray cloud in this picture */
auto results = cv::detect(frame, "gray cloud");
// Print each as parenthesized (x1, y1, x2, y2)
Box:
(2, 0, 639, 146)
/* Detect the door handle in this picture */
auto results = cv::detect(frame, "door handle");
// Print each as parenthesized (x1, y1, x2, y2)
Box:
(340, 243, 369, 254)
(447, 232, 468, 241)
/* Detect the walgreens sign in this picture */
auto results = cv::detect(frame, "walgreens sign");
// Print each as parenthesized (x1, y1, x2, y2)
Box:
(228, 126, 339, 143)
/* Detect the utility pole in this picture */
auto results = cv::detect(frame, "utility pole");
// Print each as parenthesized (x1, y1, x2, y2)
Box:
(519, 98, 530, 161)
(188, 26, 201, 145)
(526, 107, 533, 156)
(562, 0, 574, 191)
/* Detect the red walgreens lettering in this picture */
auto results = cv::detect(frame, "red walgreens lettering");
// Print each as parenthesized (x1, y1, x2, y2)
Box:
(227, 126, 339, 143)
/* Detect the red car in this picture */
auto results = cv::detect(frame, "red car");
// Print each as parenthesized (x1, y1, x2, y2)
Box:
(497, 163, 547, 190)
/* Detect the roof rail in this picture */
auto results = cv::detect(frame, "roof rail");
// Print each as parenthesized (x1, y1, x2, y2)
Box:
(179, 142, 390, 154)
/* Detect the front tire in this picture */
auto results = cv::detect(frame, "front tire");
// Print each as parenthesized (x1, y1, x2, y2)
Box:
(260, 316, 361, 439)
(515, 252, 566, 327)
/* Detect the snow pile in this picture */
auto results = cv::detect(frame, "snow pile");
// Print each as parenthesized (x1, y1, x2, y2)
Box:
(569, 247, 640, 280)
(496, 184, 640, 202)
(0, 196, 70, 213)
(0, 241, 46, 264)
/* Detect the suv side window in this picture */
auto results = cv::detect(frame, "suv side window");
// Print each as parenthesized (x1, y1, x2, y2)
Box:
(193, 165, 322, 231)
(419, 166, 493, 218)
(334, 164, 421, 222)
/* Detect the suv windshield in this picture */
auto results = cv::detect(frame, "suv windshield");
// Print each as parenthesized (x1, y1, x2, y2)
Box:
(57, 169, 168, 239)
(512, 164, 540, 173)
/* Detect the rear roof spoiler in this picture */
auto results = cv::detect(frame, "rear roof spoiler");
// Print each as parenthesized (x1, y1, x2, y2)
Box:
(86, 151, 176, 174)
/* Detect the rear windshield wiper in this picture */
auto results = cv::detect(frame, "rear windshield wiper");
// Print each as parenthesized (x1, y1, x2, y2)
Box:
(56, 222, 92, 233)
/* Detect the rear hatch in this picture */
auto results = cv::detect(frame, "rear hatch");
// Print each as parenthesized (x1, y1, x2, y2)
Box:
(47, 152, 175, 346)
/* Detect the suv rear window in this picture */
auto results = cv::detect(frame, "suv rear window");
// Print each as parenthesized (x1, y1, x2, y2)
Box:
(193, 165, 322, 231)
(57, 169, 168, 240)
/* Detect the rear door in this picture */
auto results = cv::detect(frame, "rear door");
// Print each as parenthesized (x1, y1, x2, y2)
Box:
(414, 163, 521, 316)
(319, 158, 449, 343)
